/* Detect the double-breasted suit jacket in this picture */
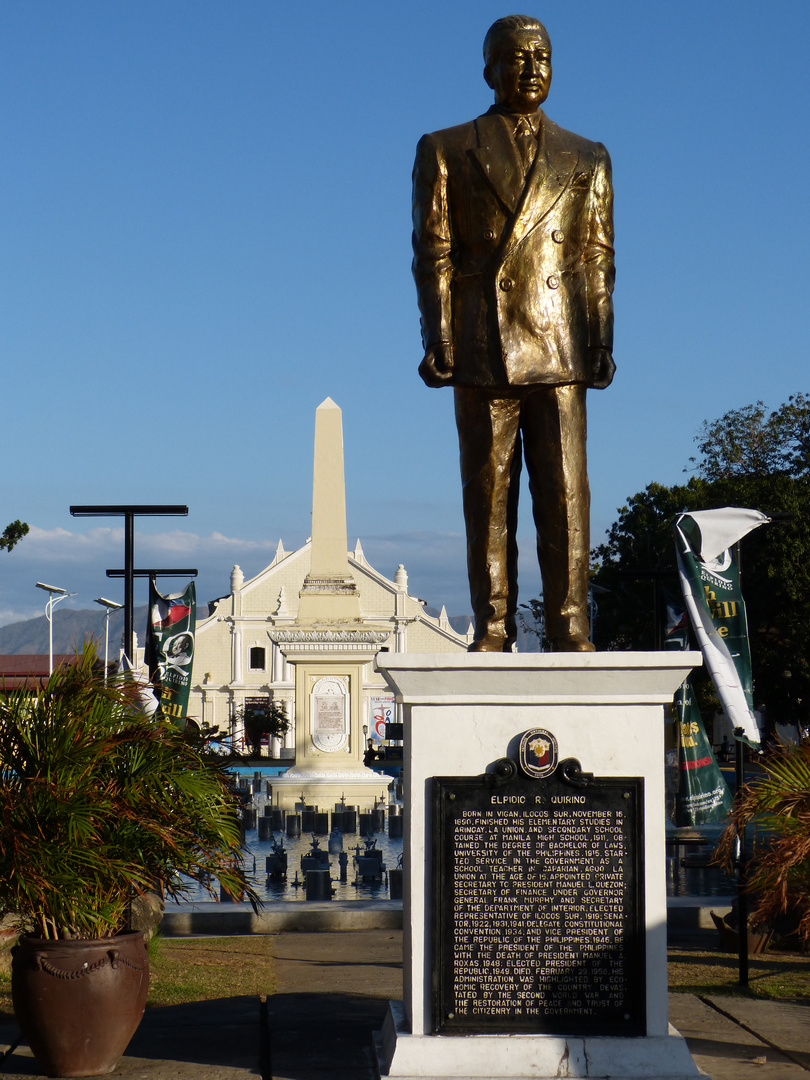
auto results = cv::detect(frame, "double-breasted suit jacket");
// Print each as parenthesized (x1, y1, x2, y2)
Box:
(412, 106, 614, 390)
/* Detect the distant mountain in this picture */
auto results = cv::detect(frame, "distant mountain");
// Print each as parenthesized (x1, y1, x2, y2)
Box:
(0, 606, 149, 656)
(422, 606, 541, 651)
(423, 607, 472, 637)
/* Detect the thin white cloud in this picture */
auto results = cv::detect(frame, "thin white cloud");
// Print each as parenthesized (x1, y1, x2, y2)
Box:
(0, 525, 474, 629)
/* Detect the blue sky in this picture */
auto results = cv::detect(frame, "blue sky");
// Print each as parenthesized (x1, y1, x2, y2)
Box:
(1, 1, 808, 630)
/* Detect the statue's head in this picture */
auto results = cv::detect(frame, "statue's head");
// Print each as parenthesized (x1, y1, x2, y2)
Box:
(483, 14, 552, 114)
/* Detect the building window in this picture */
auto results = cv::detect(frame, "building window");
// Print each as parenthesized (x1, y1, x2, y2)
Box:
(249, 646, 266, 671)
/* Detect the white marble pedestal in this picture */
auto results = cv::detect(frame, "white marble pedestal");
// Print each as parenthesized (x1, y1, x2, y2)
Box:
(373, 652, 707, 1080)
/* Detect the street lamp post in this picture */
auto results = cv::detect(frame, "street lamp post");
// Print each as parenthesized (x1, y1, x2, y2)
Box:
(35, 582, 77, 675)
(94, 597, 123, 681)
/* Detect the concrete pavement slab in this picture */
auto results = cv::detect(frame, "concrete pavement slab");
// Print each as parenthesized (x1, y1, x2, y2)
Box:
(704, 996, 810, 1072)
(266, 930, 402, 1080)
(669, 993, 809, 1080)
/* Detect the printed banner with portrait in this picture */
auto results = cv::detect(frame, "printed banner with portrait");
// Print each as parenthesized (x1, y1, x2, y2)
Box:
(145, 580, 196, 726)
(663, 586, 733, 826)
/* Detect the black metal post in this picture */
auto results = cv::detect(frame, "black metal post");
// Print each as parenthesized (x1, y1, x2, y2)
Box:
(70, 504, 189, 664)
(734, 725, 749, 986)
(124, 512, 134, 662)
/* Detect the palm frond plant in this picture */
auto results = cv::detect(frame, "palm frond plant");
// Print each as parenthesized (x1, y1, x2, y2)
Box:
(0, 645, 259, 941)
(717, 740, 810, 946)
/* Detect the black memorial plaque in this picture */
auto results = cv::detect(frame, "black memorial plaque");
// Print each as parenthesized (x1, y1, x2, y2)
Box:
(433, 755, 645, 1036)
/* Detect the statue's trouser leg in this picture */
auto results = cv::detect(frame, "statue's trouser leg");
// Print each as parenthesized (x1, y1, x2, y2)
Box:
(520, 383, 590, 643)
(454, 389, 522, 647)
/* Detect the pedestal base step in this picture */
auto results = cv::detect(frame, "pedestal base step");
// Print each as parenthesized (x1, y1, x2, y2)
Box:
(374, 1002, 706, 1080)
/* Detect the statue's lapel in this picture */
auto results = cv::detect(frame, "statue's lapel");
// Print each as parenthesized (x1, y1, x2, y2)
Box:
(507, 117, 579, 252)
(469, 112, 525, 215)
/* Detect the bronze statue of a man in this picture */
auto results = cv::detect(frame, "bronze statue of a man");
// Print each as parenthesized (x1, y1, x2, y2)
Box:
(412, 14, 615, 652)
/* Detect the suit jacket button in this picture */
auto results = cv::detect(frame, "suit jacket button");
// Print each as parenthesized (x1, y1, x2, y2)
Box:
(484, 229, 495, 241)
(552, 229, 564, 243)
(547, 275, 559, 289)
(499, 277, 514, 292)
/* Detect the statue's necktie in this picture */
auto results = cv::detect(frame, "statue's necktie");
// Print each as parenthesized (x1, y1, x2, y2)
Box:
(514, 116, 538, 176)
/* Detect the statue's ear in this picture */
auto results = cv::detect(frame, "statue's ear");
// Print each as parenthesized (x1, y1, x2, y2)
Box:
(483, 64, 495, 90)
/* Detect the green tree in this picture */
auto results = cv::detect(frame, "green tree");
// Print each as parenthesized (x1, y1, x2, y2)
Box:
(590, 397, 810, 730)
(0, 519, 28, 552)
(692, 394, 810, 480)
(590, 480, 708, 651)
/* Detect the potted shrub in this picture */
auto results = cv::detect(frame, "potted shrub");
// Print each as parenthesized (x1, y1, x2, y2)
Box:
(0, 646, 258, 1077)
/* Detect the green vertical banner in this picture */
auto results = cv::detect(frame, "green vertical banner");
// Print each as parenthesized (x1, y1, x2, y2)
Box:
(663, 587, 734, 826)
(146, 580, 196, 726)
(672, 509, 768, 749)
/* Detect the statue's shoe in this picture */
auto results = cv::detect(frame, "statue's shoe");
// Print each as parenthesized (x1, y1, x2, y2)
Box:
(551, 634, 595, 652)
(467, 634, 516, 653)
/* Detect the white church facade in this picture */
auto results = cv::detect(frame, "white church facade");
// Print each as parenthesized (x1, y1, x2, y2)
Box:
(186, 399, 471, 798)
(187, 539, 471, 754)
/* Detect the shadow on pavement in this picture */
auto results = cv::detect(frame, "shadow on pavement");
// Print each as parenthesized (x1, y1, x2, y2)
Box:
(267, 991, 389, 1080)
(1, 996, 263, 1079)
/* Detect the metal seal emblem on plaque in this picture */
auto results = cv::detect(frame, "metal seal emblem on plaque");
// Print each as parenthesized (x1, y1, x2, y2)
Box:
(519, 728, 557, 778)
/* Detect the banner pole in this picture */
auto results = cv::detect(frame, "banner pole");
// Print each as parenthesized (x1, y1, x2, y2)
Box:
(734, 725, 749, 986)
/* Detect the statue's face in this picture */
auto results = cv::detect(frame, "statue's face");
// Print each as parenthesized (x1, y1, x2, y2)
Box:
(484, 29, 552, 114)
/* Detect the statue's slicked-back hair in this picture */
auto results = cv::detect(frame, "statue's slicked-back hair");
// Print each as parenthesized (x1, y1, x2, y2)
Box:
(483, 14, 549, 64)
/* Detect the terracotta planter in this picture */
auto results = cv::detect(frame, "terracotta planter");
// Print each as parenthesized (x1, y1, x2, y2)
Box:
(11, 931, 149, 1077)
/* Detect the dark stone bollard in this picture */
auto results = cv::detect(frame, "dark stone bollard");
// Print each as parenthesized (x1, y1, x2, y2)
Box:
(270, 808, 284, 831)
(388, 813, 403, 839)
(342, 809, 357, 833)
(286, 814, 301, 838)
(301, 810, 315, 833)
(373, 808, 385, 833)
(243, 808, 257, 830)
(388, 868, 403, 899)
(338, 851, 349, 882)
(305, 869, 332, 901)
(313, 812, 329, 835)
(358, 812, 373, 835)
(219, 881, 244, 903)
(257, 816, 273, 841)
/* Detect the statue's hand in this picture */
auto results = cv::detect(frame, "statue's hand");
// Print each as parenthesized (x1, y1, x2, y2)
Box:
(589, 348, 615, 389)
(419, 343, 454, 388)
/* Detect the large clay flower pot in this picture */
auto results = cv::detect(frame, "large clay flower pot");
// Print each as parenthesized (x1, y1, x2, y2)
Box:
(11, 931, 149, 1077)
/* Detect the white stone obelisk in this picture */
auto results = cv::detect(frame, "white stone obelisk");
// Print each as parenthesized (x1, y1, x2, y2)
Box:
(297, 397, 362, 623)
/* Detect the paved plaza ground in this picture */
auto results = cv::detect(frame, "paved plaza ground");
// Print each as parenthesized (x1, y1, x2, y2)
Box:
(2, 928, 809, 1079)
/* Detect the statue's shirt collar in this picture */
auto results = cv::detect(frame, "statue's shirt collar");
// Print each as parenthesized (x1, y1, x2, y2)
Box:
(487, 104, 542, 138)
